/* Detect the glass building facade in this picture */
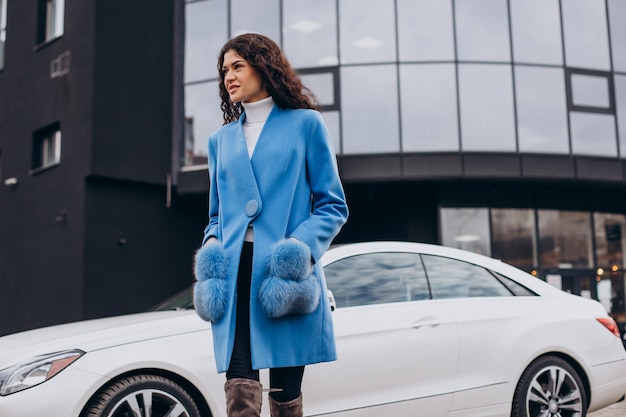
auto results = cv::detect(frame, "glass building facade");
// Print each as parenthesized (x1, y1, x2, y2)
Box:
(184, 0, 626, 162)
(181, 0, 626, 328)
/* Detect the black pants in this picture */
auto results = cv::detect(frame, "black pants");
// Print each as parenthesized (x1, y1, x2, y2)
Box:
(226, 242, 304, 402)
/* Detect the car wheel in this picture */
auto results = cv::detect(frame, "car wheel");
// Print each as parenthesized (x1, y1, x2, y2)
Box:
(511, 355, 587, 417)
(82, 374, 202, 417)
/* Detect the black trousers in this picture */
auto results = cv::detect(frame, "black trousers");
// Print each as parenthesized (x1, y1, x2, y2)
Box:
(226, 241, 304, 402)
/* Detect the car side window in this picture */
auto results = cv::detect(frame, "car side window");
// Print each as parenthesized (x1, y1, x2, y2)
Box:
(324, 252, 430, 308)
(421, 255, 513, 299)
(493, 271, 537, 296)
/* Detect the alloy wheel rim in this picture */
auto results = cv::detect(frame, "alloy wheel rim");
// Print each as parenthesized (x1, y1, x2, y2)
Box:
(107, 388, 190, 417)
(526, 365, 583, 417)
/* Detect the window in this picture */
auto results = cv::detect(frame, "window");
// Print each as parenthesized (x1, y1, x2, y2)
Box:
(397, 0, 454, 62)
(561, 0, 610, 71)
(594, 213, 626, 270)
(184, 81, 220, 166)
(230, 0, 279, 41)
(538, 210, 593, 269)
(299, 68, 339, 111)
(565, 68, 617, 157)
(184, 0, 227, 84)
(421, 255, 513, 299)
(400, 63, 459, 152)
(515, 66, 568, 154)
(0, 0, 6, 70)
(38, 0, 64, 44)
(566, 68, 615, 114)
(617, 75, 626, 157)
(32, 123, 61, 172)
(283, 0, 337, 68)
(608, 0, 626, 73)
(339, 0, 396, 65)
(340, 65, 399, 154)
(510, 0, 563, 65)
(455, 0, 511, 63)
(440, 208, 491, 256)
(491, 209, 538, 272)
(299, 68, 342, 151)
(324, 252, 430, 308)
(458, 64, 516, 152)
(492, 272, 536, 296)
(570, 112, 617, 157)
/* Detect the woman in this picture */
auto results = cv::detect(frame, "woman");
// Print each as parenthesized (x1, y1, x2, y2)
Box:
(193, 33, 349, 417)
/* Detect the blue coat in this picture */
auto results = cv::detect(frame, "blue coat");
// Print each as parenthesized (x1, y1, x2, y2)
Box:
(203, 105, 349, 373)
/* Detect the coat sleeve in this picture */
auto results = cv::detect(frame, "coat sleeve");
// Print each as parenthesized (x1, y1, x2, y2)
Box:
(202, 134, 220, 245)
(289, 112, 349, 262)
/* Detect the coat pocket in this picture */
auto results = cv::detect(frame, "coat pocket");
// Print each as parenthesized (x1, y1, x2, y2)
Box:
(193, 242, 229, 323)
(259, 238, 321, 319)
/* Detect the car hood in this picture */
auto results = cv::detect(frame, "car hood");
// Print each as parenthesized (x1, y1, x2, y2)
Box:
(0, 310, 209, 368)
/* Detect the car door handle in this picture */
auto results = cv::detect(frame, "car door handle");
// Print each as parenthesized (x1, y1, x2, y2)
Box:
(411, 316, 441, 329)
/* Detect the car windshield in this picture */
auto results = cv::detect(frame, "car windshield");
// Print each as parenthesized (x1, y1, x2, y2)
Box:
(150, 288, 194, 311)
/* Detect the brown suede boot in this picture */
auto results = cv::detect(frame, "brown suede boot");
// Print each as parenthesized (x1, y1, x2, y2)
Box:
(268, 394, 303, 417)
(224, 378, 263, 417)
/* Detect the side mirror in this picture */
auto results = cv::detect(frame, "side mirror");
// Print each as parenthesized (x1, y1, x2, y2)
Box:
(328, 289, 336, 312)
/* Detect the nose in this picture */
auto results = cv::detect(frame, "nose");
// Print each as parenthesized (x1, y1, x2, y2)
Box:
(224, 69, 235, 82)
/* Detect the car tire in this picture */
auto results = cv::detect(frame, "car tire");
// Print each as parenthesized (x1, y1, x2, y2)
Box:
(82, 374, 202, 417)
(511, 355, 587, 417)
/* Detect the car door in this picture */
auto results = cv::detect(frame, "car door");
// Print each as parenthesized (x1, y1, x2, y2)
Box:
(421, 254, 539, 414)
(304, 251, 459, 417)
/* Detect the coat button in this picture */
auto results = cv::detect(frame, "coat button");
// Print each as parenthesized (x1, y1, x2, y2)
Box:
(245, 199, 259, 217)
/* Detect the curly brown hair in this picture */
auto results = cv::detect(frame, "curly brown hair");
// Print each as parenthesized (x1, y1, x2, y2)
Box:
(217, 33, 319, 124)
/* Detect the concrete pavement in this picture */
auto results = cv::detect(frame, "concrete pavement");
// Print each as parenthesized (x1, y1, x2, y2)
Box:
(589, 400, 626, 417)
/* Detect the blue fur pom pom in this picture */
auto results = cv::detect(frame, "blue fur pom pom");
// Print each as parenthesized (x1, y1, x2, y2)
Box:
(194, 278, 228, 323)
(194, 243, 229, 281)
(259, 275, 321, 319)
(193, 243, 229, 323)
(268, 238, 311, 281)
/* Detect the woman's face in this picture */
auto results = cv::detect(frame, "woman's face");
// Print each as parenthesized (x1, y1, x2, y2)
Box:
(222, 50, 268, 104)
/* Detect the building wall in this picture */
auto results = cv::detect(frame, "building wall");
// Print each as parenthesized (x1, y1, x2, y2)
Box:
(83, 178, 205, 320)
(0, 0, 194, 336)
(0, 0, 95, 335)
(91, 0, 175, 185)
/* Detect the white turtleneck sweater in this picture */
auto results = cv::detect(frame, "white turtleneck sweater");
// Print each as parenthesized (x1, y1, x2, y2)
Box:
(242, 96, 274, 158)
(241, 96, 274, 241)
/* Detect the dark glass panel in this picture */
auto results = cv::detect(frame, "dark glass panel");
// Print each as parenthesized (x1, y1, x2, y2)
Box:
(538, 210, 592, 269)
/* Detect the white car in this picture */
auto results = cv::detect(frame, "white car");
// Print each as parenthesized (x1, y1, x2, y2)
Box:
(1, 242, 625, 417)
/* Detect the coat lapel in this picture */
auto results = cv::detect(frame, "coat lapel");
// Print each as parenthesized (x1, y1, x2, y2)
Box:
(249, 105, 284, 173)
(227, 116, 263, 214)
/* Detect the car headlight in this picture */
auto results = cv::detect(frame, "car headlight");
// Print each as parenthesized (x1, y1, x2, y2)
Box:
(0, 349, 84, 396)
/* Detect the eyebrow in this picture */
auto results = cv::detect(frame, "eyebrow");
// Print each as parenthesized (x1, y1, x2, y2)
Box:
(223, 59, 245, 70)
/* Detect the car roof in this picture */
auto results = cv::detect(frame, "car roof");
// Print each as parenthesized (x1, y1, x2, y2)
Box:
(323, 241, 504, 268)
